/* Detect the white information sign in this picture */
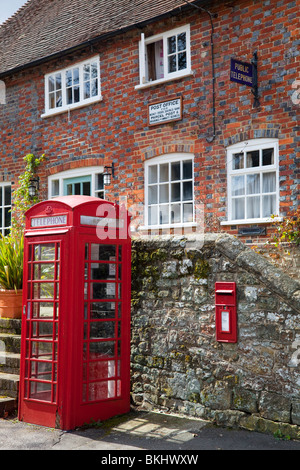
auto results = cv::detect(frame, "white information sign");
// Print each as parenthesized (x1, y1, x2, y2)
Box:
(148, 97, 182, 126)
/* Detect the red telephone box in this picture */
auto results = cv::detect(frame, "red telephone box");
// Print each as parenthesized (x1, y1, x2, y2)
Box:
(18, 196, 131, 430)
(215, 282, 237, 343)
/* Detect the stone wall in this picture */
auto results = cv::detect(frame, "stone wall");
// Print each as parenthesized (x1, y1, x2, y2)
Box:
(130, 233, 300, 439)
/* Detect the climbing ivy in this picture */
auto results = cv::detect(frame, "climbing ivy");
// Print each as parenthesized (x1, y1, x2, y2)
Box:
(11, 153, 46, 236)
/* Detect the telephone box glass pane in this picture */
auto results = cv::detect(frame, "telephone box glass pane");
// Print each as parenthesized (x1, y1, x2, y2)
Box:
(90, 302, 116, 320)
(90, 321, 115, 339)
(34, 244, 56, 261)
(34, 264, 55, 280)
(91, 244, 116, 260)
(32, 302, 54, 318)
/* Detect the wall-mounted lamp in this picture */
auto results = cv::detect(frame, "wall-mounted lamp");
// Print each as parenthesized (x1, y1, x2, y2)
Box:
(103, 162, 115, 186)
(28, 176, 40, 198)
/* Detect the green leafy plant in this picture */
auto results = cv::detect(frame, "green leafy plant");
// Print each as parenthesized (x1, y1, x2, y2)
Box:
(0, 153, 45, 291)
(270, 209, 300, 248)
(0, 234, 24, 291)
(11, 153, 46, 236)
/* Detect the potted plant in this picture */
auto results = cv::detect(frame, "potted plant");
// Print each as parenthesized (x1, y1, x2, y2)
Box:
(0, 234, 24, 318)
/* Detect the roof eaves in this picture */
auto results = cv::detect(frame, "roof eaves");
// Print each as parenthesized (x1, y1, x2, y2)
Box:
(0, 0, 208, 79)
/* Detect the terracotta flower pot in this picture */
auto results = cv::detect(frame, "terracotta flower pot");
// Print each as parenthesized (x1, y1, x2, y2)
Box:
(0, 290, 23, 319)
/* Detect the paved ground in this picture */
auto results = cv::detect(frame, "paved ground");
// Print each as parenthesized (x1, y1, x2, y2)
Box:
(0, 410, 300, 452)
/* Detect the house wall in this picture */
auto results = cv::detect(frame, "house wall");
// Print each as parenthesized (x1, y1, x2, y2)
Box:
(0, 0, 299, 241)
(130, 233, 300, 438)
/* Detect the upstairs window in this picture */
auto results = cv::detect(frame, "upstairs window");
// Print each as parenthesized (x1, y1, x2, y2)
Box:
(137, 25, 191, 88)
(43, 56, 101, 117)
(226, 139, 279, 223)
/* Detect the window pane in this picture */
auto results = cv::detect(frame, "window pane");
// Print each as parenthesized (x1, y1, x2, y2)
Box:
(232, 198, 245, 220)
(159, 184, 169, 203)
(74, 183, 81, 195)
(178, 32, 186, 51)
(167, 35, 176, 54)
(168, 55, 177, 74)
(52, 180, 59, 197)
(262, 148, 274, 166)
(96, 174, 104, 191)
(171, 182, 180, 202)
(171, 204, 181, 223)
(262, 195, 276, 217)
(74, 86, 80, 103)
(246, 151, 259, 168)
(262, 172, 276, 193)
(91, 63, 98, 78)
(55, 73, 62, 90)
(4, 208, 10, 227)
(73, 68, 79, 85)
(4, 186, 11, 205)
(247, 196, 260, 219)
(67, 87, 73, 105)
(159, 205, 169, 224)
(183, 160, 192, 179)
(56, 90, 62, 107)
(232, 153, 244, 170)
(148, 206, 158, 225)
(148, 166, 157, 184)
(83, 64, 90, 80)
(91, 79, 98, 97)
(49, 92, 55, 109)
(232, 175, 245, 196)
(48, 76, 55, 92)
(84, 81, 90, 99)
(159, 163, 169, 182)
(82, 182, 91, 196)
(178, 52, 187, 71)
(183, 203, 193, 222)
(247, 174, 260, 194)
(183, 181, 193, 201)
(171, 162, 180, 181)
(148, 186, 157, 205)
(66, 70, 72, 87)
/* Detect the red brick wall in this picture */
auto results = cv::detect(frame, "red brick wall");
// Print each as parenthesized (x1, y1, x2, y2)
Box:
(0, 0, 299, 243)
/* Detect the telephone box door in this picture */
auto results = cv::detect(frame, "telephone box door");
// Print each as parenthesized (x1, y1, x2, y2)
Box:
(69, 236, 131, 429)
(18, 234, 67, 428)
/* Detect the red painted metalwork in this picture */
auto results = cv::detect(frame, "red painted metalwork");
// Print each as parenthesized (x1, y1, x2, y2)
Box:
(215, 282, 237, 343)
(18, 196, 131, 430)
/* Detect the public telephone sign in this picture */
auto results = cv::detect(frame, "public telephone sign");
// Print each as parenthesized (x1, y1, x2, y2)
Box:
(230, 58, 253, 87)
(31, 214, 67, 227)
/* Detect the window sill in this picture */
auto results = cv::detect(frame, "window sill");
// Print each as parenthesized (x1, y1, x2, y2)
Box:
(135, 71, 193, 90)
(138, 222, 197, 231)
(41, 96, 103, 118)
(220, 217, 283, 226)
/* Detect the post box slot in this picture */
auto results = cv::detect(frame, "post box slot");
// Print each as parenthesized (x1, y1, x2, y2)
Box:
(215, 290, 233, 294)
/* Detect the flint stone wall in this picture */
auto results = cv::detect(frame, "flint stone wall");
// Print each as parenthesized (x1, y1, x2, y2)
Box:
(130, 233, 300, 439)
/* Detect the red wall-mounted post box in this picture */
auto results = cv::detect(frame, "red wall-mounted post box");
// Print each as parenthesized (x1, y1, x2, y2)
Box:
(215, 282, 237, 343)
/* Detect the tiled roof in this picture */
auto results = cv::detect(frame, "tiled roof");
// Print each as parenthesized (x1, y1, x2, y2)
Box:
(0, 0, 205, 76)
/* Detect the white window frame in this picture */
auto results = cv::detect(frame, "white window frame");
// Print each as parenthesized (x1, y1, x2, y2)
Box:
(136, 25, 192, 89)
(222, 138, 281, 225)
(42, 56, 102, 118)
(48, 166, 105, 199)
(0, 183, 11, 235)
(143, 153, 195, 229)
